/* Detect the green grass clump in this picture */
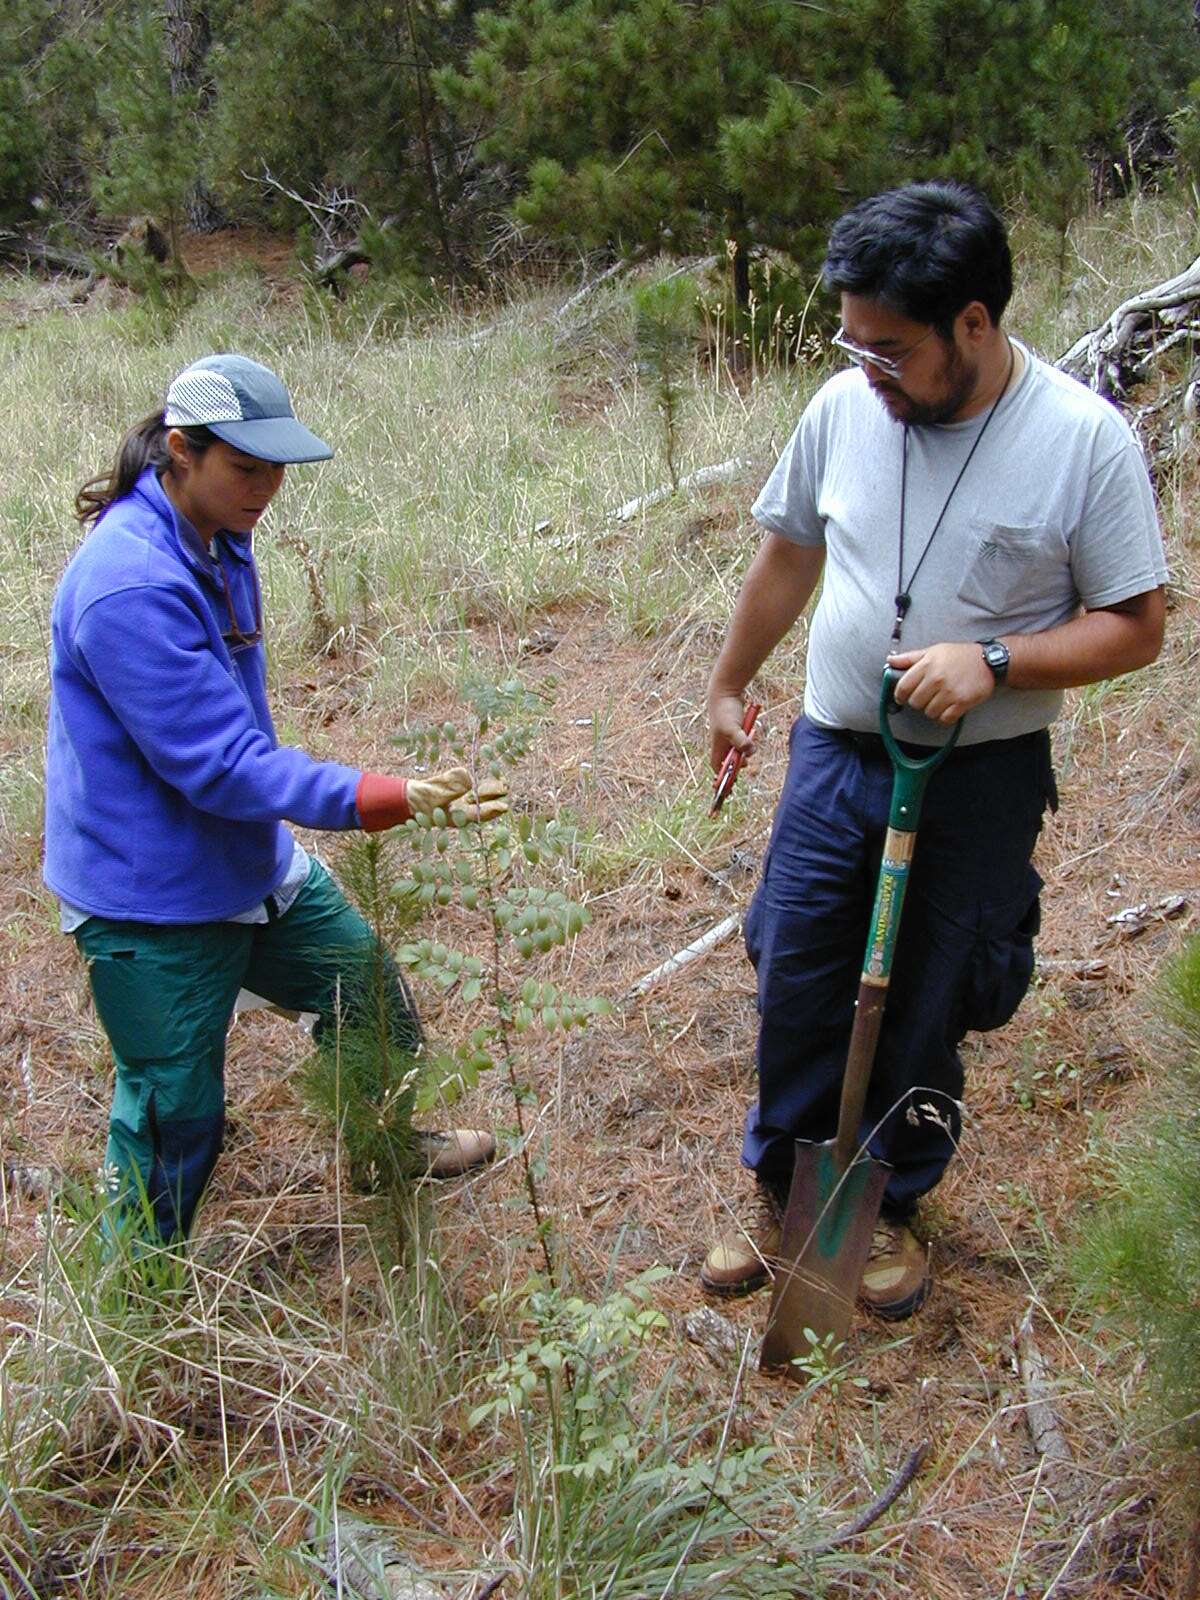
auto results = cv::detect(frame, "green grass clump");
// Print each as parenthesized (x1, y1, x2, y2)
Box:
(0, 1181, 480, 1597)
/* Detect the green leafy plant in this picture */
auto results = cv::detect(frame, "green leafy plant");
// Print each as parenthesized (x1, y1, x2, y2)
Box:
(466, 1269, 870, 1599)
(391, 676, 612, 1275)
(789, 1327, 870, 1399)
(469, 1268, 670, 1471)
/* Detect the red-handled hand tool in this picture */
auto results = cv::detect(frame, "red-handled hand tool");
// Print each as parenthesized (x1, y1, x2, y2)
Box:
(709, 702, 761, 816)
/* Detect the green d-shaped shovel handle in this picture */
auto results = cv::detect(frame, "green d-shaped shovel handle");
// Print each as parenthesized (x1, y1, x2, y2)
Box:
(879, 666, 962, 832)
(830, 670, 965, 1175)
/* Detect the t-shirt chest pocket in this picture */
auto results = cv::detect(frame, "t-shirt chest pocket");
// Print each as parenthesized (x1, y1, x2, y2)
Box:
(957, 520, 1069, 617)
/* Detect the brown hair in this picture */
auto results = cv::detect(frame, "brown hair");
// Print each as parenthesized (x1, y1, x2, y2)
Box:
(75, 411, 218, 524)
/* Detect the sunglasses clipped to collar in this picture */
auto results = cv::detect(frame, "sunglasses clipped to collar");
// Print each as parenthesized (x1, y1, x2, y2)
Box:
(214, 554, 263, 651)
(831, 324, 937, 381)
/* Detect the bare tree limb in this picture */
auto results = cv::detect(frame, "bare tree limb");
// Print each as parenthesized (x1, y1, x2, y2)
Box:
(611, 456, 752, 522)
(1056, 255, 1200, 401)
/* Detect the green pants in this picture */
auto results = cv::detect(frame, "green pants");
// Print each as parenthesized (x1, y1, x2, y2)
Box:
(76, 860, 421, 1242)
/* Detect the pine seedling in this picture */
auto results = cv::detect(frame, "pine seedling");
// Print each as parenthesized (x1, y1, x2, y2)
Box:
(391, 675, 611, 1279)
(298, 832, 426, 1207)
(1076, 934, 1200, 1456)
(633, 275, 697, 492)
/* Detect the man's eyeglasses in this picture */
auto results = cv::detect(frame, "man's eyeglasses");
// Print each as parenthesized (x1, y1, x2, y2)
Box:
(215, 556, 263, 651)
(831, 324, 937, 381)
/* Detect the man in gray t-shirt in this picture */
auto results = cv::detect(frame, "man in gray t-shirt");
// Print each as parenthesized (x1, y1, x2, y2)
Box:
(701, 182, 1166, 1317)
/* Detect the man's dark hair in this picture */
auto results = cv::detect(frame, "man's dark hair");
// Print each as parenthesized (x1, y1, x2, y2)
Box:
(822, 181, 1012, 337)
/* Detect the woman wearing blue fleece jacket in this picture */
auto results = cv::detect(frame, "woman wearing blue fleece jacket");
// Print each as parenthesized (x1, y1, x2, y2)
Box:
(45, 353, 505, 1244)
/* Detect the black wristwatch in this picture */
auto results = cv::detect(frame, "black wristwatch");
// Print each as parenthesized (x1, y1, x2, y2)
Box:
(980, 638, 1010, 683)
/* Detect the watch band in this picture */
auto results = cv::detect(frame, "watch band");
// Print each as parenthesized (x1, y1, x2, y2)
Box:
(980, 638, 1010, 683)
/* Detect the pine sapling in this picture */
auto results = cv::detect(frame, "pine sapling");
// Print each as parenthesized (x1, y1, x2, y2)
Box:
(633, 275, 697, 492)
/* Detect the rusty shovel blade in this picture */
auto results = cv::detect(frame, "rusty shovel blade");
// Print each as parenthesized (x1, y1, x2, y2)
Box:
(759, 1139, 890, 1374)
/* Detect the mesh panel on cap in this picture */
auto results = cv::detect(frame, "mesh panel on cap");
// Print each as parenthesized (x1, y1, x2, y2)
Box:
(165, 371, 244, 426)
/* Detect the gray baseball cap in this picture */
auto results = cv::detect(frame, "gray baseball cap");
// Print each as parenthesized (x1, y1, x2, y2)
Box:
(164, 353, 333, 463)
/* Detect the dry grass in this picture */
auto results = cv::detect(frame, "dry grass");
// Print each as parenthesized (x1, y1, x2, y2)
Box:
(2, 190, 1199, 1597)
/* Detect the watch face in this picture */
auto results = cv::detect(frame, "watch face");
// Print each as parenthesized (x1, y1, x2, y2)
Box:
(983, 642, 1009, 676)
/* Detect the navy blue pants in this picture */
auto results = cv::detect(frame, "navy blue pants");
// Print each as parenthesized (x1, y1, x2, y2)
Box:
(743, 717, 1056, 1217)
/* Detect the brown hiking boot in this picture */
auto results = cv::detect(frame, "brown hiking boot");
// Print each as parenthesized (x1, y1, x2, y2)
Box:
(415, 1129, 496, 1179)
(860, 1217, 929, 1320)
(700, 1186, 783, 1297)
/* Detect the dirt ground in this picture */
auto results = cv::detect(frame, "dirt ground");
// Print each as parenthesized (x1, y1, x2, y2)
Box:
(179, 228, 298, 285)
(3, 573, 1197, 1596)
(1, 237, 1196, 1590)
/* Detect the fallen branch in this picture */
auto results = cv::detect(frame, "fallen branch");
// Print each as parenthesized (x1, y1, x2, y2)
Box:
(554, 254, 642, 323)
(464, 1577, 506, 1600)
(1103, 891, 1189, 940)
(629, 913, 741, 995)
(241, 166, 373, 290)
(0, 229, 94, 277)
(822, 1441, 930, 1548)
(1015, 1308, 1074, 1467)
(1034, 956, 1108, 980)
(611, 456, 751, 522)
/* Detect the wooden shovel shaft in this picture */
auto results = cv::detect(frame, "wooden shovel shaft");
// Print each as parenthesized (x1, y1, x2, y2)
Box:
(833, 826, 915, 1173)
(759, 674, 963, 1374)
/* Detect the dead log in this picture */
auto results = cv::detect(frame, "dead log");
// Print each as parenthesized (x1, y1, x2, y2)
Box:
(0, 230, 94, 277)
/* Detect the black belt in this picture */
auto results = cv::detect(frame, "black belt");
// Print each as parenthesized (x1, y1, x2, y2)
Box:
(826, 725, 1047, 763)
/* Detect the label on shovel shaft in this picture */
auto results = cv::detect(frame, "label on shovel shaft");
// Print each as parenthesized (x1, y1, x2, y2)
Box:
(863, 831, 914, 984)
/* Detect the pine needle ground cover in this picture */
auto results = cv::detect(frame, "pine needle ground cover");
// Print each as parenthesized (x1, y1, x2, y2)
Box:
(1, 195, 1198, 1597)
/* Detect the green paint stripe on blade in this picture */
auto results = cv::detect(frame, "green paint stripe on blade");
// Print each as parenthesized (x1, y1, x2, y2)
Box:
(814, 1143, 883, 1259)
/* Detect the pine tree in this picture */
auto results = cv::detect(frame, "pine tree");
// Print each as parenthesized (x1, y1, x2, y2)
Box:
(633, 274, 696, 489)
(438, 0, 1157, 290)
(91, 2, 201, 265)
(0, 0, 48, 227)
(439, 0, 909, 299)
(205, 0, 468, 273)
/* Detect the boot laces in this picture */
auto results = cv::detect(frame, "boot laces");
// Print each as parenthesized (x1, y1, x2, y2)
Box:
(869, 1219, 903, 1261)
(753, 1184, 783, 1232)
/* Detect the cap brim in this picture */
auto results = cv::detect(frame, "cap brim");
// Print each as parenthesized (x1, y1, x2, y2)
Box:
(207, 416, 334, 464)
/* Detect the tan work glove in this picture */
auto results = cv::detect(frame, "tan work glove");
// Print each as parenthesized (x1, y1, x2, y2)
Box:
(356, 767, 509, 832)
(409, 767, 508, 822)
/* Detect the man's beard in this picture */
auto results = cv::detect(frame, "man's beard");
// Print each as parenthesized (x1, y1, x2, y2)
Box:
(869, 346, 979, 426)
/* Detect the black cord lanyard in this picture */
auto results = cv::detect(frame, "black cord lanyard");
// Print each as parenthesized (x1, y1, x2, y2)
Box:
(890, 339, 1016, 651)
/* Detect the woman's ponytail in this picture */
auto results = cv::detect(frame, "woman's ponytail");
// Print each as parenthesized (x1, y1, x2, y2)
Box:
(75, 413, 216, 525)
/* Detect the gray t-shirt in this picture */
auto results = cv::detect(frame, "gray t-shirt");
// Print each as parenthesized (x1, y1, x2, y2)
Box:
(752, 343, 1167, 746)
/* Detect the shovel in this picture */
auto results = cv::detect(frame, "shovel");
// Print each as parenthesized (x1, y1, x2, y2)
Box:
(760, 668, 961, 1373)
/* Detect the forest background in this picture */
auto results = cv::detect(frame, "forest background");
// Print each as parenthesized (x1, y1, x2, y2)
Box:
(2, 0, 1200, 296)
(3, 3, 1200, 1599)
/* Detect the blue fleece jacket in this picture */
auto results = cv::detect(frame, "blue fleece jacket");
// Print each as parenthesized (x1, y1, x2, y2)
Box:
(44, 468, 363, 923)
